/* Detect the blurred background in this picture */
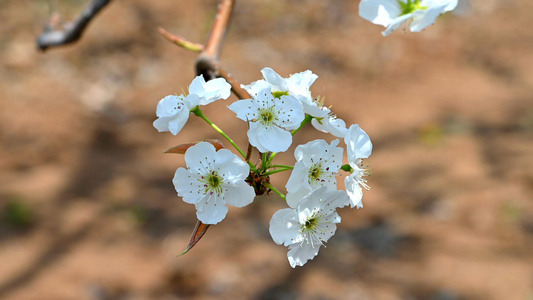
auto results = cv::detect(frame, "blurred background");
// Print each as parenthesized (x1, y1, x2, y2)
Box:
(1, 0, 532, 299)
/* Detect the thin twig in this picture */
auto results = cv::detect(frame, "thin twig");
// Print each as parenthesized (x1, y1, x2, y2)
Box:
(158, 27, 204, 53)
(36, 0, 113, 51)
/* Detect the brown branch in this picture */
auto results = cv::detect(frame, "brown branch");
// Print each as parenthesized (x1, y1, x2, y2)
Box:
(36, 0, 113, 51)
(204, 0, 234, 59)
(217, 66, 251, 100)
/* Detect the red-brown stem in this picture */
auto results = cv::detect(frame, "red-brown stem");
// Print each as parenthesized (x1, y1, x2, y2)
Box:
(217, 66, 251, 100)
(196, 0, 235, 80)
(204, 0, 234, 59)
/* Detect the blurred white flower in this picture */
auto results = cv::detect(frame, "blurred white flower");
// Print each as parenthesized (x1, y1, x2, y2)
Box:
(286, 139, 344, 208)
(269, 187, 349, 267)
(228, 87, 304, 153)
(344, 124, 373, 208)
(153, 75, 231, 135)
(173, 142, 255, 224)
(359, 0, 458, 36)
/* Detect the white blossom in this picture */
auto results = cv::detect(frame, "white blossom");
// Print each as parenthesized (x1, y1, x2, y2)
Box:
(286, 139, 344, 208)
(311, 109, 348, 138)
(173, 142, 255, 224)
(269, 187, 349, 267)
(153, 75, 231, 135)
(344, 124, 373, 208)
(243, 67, 318, 114)
(228, 87, 304, 153)
(359, 0, 458, 36)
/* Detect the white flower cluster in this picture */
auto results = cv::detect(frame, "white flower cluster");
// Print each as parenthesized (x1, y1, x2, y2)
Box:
(153, 68, 372, 267)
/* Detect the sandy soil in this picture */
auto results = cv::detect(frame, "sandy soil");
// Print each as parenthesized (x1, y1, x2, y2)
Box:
(1, 0, 532, 299)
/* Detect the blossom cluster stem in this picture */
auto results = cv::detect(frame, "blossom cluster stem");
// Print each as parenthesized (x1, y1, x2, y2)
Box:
(192, 107, 257, 171)
(263, 182, 286, 201)
(291, 114, 313, 136)
(263, 166, 293, 176)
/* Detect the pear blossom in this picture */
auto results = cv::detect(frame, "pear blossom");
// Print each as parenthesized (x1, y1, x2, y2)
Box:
(344, 124, 373, 208)
(228, 87, 304, 153)
(359, 0, 458, 36)
(243, 67, 318, 114)
(153, 75, 231, 135)
(173, 142, 255, 224)
(269, 187, 349, 267)
(310, 109, 348, 138)
(243, 68, 348, 137)
(286, 139, 344, 208)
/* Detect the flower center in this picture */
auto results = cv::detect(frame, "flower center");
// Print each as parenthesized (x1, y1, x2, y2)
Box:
(258, 107, 277, 126)
(304, 217, 318, 230)
(300, 208, 327, 248)
(398, 0, 426, 15)
(309, 164, 324, 182)
(200, 171, 224, 195)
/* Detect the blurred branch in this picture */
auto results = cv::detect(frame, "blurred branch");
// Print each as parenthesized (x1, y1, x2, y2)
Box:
(158, 27, 204, 53)
(195, 0, 234, 80)
(36, 0, 113, 51)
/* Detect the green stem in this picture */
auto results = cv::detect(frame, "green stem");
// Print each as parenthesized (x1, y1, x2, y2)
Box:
(263, 167, 292, 176)
(264, 182, 286, 201)
(192, 107, 257, 172)
(270, 164, 294, 169)
(261, 152, 269, 171)
(291, 114, 313, 136)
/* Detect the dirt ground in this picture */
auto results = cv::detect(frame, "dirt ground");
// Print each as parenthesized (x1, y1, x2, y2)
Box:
(1, 0, 532, 299)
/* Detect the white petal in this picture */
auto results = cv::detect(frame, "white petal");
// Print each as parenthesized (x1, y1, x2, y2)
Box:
(184, 93, 201, 110)
(382, 13, 414, 36)
(345, 174, 364, 209)
(183, 142, 217, 174)
(312, 115, 348, 138)
(241, 80, 270, 97)
(247, 122, 264, 152)
(261, 67, 289, 92)
(214, 149, 250, 182)
(298, 186, 349, 212)
(409, 5, 447, 32)
(286, 162, 312, 193)
(255, 124, 293, 153)
(422, 0, 457, 12)
(287, 242, 321, 268)
(286, 70, 318, 96)
(359, 0, 401, 26)
(195, 194, 229, 224)
(167, 110, 190, 135)
(156, 95, 184, 118)
(269, 208, 301, 246)
(188, 75, 207, 95)
(188, 75, 231, 106)
(275, 95, 305, 130)
(345, 124, 373, 160)
(228, 99, 258, 122)
(173, 168, 202, 204)
(223, 181, 255, 208)
(302, 101, 328, 118)
(286, 186, 312, 209)
(153, 116, 171, 132)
